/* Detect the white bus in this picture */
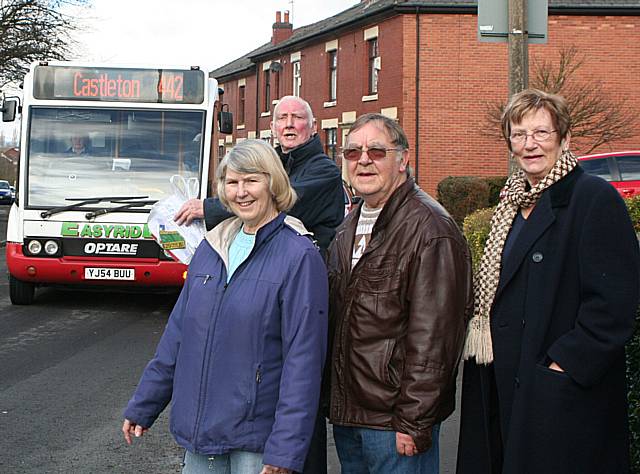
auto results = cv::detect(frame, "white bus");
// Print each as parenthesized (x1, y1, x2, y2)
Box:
(1, 62, 227, 304)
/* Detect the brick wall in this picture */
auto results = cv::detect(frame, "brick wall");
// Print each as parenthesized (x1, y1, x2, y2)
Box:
(417, 13, 640, 193)
(218, 12, 640, 195)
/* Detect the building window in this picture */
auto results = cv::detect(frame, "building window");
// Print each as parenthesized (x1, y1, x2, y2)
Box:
(273, 70, 280, 102)
(325, 128, 338, 161)
(292, 60, 301, 97)
(368, 38, 379, 94)
(263, 71, 271, 112)
(238, 85, 245, 125)
(328, 50, 337, 102)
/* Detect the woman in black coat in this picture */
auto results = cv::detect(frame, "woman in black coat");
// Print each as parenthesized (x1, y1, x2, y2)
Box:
(457, 89, 639, 474)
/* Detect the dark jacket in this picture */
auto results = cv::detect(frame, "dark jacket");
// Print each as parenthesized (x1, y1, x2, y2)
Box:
(124, 214, 328, 473)
(327, 178, 473, 452)
(457, 167, 640, 474)
(203, 134, 344, 252)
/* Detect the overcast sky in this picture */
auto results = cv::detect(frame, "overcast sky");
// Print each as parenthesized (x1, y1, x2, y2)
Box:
(68, 0, 357, 71)
(0, 0, 357, 141)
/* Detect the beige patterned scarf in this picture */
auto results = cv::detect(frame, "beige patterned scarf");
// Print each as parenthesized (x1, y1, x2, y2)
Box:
(463, 150, 578, 364)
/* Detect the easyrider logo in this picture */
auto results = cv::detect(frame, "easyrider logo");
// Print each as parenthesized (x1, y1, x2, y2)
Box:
(61, 222, 153, 239)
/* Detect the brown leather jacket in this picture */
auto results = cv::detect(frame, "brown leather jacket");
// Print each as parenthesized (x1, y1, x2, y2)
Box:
(327, 178, 473, 452)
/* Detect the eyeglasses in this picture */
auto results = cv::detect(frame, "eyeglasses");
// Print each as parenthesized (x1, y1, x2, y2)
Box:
(342, 147, 402, 161)
(509, 129, 557, 145)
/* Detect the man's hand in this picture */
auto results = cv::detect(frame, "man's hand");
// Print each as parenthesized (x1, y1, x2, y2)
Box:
(174, 198, 205, 226)
(260, 465, 292, 474)
(396, 432, 418, 456)
(122, 419, 149, 445)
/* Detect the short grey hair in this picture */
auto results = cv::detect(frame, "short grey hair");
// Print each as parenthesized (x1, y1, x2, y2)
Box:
(346, 113, 410, 150)
(216, 139, 297, 212)
(501, 88, 571, 151)
(345, 113, 412, 175)
(273, 95, 314, 129)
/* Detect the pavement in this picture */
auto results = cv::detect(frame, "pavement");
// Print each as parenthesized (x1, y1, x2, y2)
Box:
(0, 203, 461, 472)
(0, 204, 8, 247)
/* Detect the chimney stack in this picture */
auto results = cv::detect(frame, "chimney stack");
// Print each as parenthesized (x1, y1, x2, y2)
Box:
(272, 10, 293, 45)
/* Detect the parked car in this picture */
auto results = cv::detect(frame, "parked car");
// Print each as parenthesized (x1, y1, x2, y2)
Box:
(10, 185, 15, 200)
(0, 180, 13, 204)
(578, 150, 640, 198)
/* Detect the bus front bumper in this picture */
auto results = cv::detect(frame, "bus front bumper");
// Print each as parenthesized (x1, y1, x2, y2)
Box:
(5, 242, 187, 286)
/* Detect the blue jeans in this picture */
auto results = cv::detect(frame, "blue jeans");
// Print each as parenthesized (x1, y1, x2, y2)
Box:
(333, 424, 440, 474)
(182, 450, 263, 474)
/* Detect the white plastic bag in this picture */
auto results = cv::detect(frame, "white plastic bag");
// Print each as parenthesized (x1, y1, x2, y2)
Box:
(147, 175, 205, 264)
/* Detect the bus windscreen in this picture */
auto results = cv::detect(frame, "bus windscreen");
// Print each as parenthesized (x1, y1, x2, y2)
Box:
(33, 66, 205, 104)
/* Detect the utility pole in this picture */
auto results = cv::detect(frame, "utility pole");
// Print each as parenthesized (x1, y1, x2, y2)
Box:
(508, 0, 528, 173)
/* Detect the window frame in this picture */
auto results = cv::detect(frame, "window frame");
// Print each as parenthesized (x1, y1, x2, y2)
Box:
(238, 85, 246, 125)
(292, 60, 301, 97)
(325, 127, 338, 161)
(367, 37, 379, 95)
(328, 50, 338, 102)
(263, 71, 271, 113)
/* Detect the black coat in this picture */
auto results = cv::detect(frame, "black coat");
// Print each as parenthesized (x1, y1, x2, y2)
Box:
(203, 134, 344, 252)
(457, 167, 639, 474)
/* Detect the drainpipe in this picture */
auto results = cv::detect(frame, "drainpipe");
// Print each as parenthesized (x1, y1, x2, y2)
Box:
(255, 67, 260, 139)
(414, 9, 421, 183)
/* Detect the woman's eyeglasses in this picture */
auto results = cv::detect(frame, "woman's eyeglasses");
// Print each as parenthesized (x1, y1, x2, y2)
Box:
(509, 129, 557, 145)
(342, 147, 402, 161)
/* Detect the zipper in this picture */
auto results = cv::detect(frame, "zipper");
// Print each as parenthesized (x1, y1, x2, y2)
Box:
(248, 364, 262, 420)
(192, 221, 278, 441)
(191, 271, 227, 447)
(332, 229, 354, 420)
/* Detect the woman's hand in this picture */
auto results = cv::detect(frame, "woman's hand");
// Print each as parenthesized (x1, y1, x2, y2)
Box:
(548, 361, 565, 372)
(260, 465, 292, 474)
(396, 432, 418, 456)
(122, 419, 149, 445)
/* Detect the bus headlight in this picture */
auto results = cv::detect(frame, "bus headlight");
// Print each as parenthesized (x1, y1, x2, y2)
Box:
(27, 240, 42, 255)
(44, 240, 60, 255)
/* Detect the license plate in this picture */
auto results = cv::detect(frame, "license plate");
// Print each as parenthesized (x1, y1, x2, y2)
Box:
(84, 267, 135, 281)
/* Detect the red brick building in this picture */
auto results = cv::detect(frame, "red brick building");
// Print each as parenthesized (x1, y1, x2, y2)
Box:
(211, 0, 640, 194)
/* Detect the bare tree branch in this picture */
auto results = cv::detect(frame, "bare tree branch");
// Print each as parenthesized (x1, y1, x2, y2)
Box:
(484, 45, 636, 155)
(0, 0, 88, 87)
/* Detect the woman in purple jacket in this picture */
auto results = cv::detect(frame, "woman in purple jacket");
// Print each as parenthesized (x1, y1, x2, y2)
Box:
(122, 139, 328, 474)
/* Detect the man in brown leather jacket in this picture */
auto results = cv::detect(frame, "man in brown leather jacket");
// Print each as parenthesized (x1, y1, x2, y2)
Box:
(327, 113, 473, 473)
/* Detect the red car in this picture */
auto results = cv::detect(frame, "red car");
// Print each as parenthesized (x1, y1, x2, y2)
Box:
(578, 150, 640, 198)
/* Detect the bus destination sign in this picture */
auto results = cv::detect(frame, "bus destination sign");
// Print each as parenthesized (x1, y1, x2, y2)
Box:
(33, 66, 205, 104)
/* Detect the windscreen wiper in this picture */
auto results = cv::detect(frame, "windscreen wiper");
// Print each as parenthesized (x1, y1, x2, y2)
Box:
(85, 199, 158, 220)
(40, 196, 149, 218)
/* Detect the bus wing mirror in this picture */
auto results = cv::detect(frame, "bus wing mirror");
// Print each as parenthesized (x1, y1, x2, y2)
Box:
(1, 97, 19, 122)
(218, 104, 233, 135)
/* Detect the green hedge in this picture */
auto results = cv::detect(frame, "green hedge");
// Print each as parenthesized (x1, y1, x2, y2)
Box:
(462, 197, 640, 471)
(484, 176, 508, 207)
(437, 176, 506, 227)
(462, 207, 494, 272)
(437, 176, 490, 226)
(629, 317, 640, 471)
(625, 196, 640, 472)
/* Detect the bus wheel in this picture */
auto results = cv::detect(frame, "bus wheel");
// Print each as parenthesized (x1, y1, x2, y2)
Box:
(9, 275, 36, 305)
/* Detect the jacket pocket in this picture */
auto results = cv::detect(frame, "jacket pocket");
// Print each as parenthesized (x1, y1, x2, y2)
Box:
(247, 363, 262, 421)
(192, 273, 215, 285)
(350, 339, 400, 411)
(525, 363, 610, 467)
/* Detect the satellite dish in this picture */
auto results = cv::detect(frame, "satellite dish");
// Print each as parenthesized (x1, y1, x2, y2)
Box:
(269, 62, 283, 73)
